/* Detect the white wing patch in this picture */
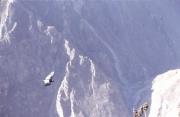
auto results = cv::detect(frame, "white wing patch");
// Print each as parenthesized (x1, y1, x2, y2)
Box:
(45, 71, 54, 80)
(43, 71, 54, 85)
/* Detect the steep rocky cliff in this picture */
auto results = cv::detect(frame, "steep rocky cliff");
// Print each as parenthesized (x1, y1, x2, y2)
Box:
(0, 0, 180, 117)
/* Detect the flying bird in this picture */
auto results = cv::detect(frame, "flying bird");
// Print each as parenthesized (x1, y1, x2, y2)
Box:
(43, 71, 54, 86)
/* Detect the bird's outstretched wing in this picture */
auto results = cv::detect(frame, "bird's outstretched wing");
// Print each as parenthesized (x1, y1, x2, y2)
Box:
(43, 71, 55, 86)
(45, 71, 54, 81)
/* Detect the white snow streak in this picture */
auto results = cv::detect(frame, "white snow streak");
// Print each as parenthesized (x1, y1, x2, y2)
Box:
(56, 39, 76, 117)
(64, 40, 75, 65)
(0, 0, 14, 43)
(56, 59, 70, 117)
(149, 69, 180, 117)
(90, 59, 96, 96)
(70, 90, 76, 117)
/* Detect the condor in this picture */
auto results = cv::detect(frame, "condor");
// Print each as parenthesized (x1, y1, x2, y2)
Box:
(43, 71, 54, 86)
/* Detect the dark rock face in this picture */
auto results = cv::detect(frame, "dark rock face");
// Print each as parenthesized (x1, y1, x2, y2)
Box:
(0, 0, 180, 117)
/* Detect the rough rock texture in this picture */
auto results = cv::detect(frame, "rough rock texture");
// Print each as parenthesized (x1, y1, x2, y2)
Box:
(0, 0, 180, 117)
(149, 69, 180, 117)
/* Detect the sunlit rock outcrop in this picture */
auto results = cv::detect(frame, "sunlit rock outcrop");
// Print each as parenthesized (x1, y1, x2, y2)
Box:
(149, 69, 180, 117)
(56, 40, 129, 117)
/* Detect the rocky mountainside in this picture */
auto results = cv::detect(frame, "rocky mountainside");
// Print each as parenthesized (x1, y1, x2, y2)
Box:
(0, 0, 180, 117)
(149, 69, 180, 117)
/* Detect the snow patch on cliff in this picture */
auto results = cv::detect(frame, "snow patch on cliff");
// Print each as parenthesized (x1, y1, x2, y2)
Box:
(0, 0, 15, 43)
(56, 39, 76, 117)
(64, 40, 75, 62)
(149, 69, 180, 117)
